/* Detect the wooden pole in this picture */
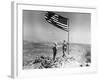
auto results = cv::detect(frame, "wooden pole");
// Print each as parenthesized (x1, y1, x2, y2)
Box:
(68, 19, 69, 55)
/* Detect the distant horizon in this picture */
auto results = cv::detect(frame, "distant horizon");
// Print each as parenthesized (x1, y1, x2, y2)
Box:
(23, 40, 91, 45)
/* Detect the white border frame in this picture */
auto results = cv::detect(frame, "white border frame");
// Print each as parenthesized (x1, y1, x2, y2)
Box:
(11, 1, 97, 78)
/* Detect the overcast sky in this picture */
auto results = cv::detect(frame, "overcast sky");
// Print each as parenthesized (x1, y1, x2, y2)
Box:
(23, 10, 91, 44)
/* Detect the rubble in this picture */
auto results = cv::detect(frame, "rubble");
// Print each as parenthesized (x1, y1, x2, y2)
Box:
(23, 54, 84, 69)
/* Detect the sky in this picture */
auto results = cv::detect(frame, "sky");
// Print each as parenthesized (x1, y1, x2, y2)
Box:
(23, 10, 91, 44)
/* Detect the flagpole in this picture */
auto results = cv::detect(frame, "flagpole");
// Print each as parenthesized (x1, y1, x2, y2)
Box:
(68, 19, 69, 55)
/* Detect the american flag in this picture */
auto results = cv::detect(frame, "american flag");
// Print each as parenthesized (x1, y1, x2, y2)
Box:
(44, 12, 69, 32)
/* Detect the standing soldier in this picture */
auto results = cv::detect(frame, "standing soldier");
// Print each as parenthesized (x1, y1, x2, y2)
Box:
(62, 40, 67, 57)
(52, 42, 58, 61)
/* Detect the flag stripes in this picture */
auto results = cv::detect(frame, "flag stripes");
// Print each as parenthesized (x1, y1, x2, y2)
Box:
(45, 12, 69, 32)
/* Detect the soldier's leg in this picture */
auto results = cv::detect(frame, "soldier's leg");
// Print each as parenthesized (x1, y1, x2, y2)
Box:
(53, 52, 56, 61)
(62, 50, 66, 57)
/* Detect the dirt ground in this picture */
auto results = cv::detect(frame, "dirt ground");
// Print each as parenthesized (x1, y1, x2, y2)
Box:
(23, 41, 91, 69)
